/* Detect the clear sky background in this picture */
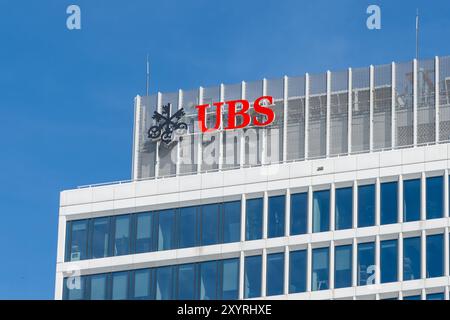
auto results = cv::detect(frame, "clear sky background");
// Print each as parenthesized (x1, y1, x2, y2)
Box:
(0, 0, 450, 299)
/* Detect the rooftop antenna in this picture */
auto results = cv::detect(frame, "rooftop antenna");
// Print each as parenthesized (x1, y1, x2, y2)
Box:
(416, 9, 419, 60)
(146, 54, 150, 96)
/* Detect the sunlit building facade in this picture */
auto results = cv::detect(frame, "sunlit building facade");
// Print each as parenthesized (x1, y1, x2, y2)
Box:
(56, 56, 450, 300)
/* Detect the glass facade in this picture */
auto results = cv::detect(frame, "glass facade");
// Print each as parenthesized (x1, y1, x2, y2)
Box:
(358, 242, 375, 286)
(312, 190, 330, 233)
(246, 198, 263, 241)
(334, 245, 352, 289)
(380, 181, 398, 225)
(290, 192, 308, 235)
(426, 234, 444, 278)
(358, 184, 375, 228)
(266, 252, 285, 296)
(244, 255, 262, 299)
(65, 200, 241, 262)
(403, 179, 421, 222)
(312, 247, 329, 291)
(380, 239, 398, 283)
(426, 176, 444, 220)
(403, 237, 421, 281)
(289, 250, 307, 294)
(335, 187, 353, 230)
(268, 195, 286, 238)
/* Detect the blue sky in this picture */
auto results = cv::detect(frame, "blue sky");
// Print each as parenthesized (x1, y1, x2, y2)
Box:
(0, 0, 449, 299)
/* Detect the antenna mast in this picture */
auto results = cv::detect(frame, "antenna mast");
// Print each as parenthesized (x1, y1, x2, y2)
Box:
(416, 9, 419, 60)
(146, 54, 150, 96)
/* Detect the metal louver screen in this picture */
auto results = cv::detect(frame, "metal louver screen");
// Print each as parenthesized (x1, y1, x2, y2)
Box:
(286, 76, 305, 161)
(308, 73, 327, 158)
(395, 61, 414, 147)
(373, 64, 392, 150)
(439, 56, 450, 141)
(417, 59, 435, 144)
(351, 67, 370, 153)
(330, 70, 348, 156)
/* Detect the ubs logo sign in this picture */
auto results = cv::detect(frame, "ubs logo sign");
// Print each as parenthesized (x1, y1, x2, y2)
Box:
(148, 96, 275, 145)
(148, 104, 188, 145)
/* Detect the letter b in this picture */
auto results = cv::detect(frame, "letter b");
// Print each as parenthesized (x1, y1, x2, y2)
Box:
(226, 100, 250, 130)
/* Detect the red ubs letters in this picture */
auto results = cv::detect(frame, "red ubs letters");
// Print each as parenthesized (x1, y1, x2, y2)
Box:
(195, 96, 275, 133)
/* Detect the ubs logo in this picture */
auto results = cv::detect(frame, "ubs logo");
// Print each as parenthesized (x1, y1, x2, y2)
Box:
(148, 103, 188, 145)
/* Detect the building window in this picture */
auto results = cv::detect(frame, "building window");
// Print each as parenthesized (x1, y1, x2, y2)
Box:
(266, 252, 284, 296)
(380, 239, 398, 283)
(312, 247, 329, 291)
(246, 198, 263, 241)
(112, 271, 129, 300)
(268, 195, 286, 238)
(335, 187, 353, 230)
(403, 179, 421, 222)
(358, 184, 375, 228)
(64, 276, 86, 300)
(199, 261, 218, 300)
(427, 234, 444, 278)
(66, 220, 88, 261)
(222, 201, 241, 243)
(201, 204, 220, 246)
(132, 269, 152, 300)
(176, 263, 196, 300)
(380, 181, 398, 225)
(312, 190, 330, 233)
(113, 215, 131, 256)
(426, 176, 444, 220)
(177, 207, 197, 249)
(244, 255, 262, 298)
(403, 295, 421, 300)
(155, 266, 173, 300)
(357, 242, 375, 286)
(334, 244, 352, 289)
(427, 292, 445, 300)
(403, 236, 421, 281)
(91, 217, 110, 259)
(221, 259, 239, 300)
(89, 274, 108, 300)
(290, 193, 308, 235)
(289, 250, 307, 294)
(157, 210, 175, 251)
(135, 213, 153, 254)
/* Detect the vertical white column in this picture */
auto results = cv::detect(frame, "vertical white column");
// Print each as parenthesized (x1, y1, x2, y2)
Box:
(398, 232, 404, 282)
(263, 191, 268, 239)
(445, 169, 449, 218)
(219, 84, 225, 171)
(392, 62, 396, 148)
(284, 245, 289, 296)
(353, 181, 358, 229)
(445, 227, 449, 277)
(421, 230, 427, 280)
(421, 172, 426, 221)
(307, 186, 313, 234)
(326, 71, 331, 157)
(398, 175, 404, 223)
(285, 189, 291, 236)
(375, 178, 381, 226)
(304, 74, 310, 159)
(241, 194, 246, 242)
(132, 95, 142, 180)
(435, 57, 440, 142)
(197, 87, 203, 173)
(352, 238, 358, 287)
(370, 65, 375, 152)
(176, 90, 182, 176)
(306, 243, 312, 292)
(413, 59, 418, 146)
(261, 248, 267, 298)
(283, 76, 288, 163)
(330, 183, 335, 231)
(375, 235, 381, 285)
(239, 251, 245, 300)
(241, 81, 246, 168)
(261, 79, 267, 165)
(155, 92, 162, 178)
(348, 68, 353, 154)
(330, 241, 335, 290)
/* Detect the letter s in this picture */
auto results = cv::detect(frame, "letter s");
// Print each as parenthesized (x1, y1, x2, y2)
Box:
(253, 96, 275, 126)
